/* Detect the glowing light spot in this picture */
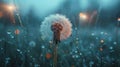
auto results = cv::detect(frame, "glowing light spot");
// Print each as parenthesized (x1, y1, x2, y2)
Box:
(7, 31, 11, 34)
(91, 33, 95, 36)
(109, 47, 113, 50)
(76, 38, 79, 40)
(46, 53, 52, 59)
(75, 50, 78, 53)
(75, 55, 79, 58)
(100, 40, 104, 43)
(80, 53, 82, 55)
(41, 45, 45, 49)
(7, 5, 15, 11)
(17, 49, 20, 52)
(79, 13, 87, 20)
(49, 41, 53, 44)
(113, 42, 117, 45)
(75, 27, 77, 30)
(14, 29, 20, 35)
(118, 18, 120, 21)
(100, 32, 104, 35)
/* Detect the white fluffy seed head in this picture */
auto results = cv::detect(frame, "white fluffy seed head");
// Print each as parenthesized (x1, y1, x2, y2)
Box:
(40, 14, 72, 40)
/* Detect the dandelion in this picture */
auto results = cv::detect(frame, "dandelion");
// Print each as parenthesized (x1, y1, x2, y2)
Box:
(40, 14, 72, 40)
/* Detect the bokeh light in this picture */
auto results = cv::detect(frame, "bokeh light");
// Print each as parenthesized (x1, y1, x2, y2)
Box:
(118, 18, 120, 21)
(79, 13, 88, 20)
(14, 29, 20, 35)
(46, 53, 52, 59)
(100, 40, 104, 43)
(7, 5, 15, 11)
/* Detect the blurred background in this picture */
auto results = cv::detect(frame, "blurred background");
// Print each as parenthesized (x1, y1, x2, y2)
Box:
(0, 0, 120, 67)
